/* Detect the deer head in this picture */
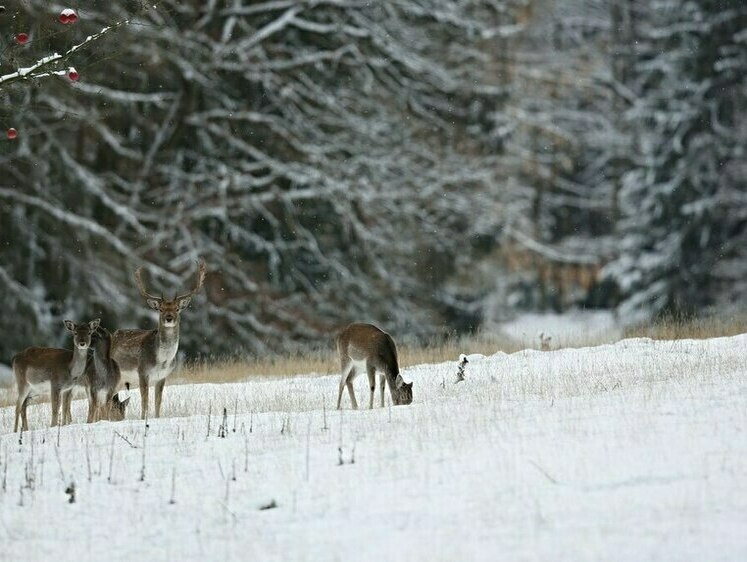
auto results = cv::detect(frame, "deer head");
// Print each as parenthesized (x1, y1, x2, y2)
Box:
(109, 392, 131, 421)
(134, 260, 206, 329)
(394, 374, 413, 405)
(63, 318, 101, 351)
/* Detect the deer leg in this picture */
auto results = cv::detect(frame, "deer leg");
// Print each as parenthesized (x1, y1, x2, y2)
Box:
(21, 393, 32, 431)
(379, 373, 386, 408)
(50, 386, 61, 427)
(104, 392, 114, 421)
(61, 390, 72, 425)
(14, 384, 31, 433)
(139, 373, 149, 420)
(13, 400, 20, 433)
(96, 402, 106, 423)
(346, 368, 358, 410)
(21, 395, 31, 432)
(366, 363, 376, 410)
(336, 377, 346, 410)
(154, 378, 166, 418)
(87, 387, 96, 423)
(385, 374, 398, 406)
(337, 359, 352, 410)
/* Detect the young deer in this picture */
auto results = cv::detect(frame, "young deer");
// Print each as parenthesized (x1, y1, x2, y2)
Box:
(336, 323, 413, 410)
(13, 319, 99, 432)
(58, 326, 129, 425)
(111, 260, 206, 419)
(85, 326, 129, 423)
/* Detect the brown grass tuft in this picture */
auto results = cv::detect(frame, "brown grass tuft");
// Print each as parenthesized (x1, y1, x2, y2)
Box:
(624, 314, 747, 341)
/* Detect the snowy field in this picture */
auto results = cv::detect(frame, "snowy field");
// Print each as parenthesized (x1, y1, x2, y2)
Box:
(1, 334, 746, 561)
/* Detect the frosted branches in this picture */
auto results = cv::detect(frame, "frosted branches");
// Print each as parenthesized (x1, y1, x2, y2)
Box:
(0, 0, 515, 357)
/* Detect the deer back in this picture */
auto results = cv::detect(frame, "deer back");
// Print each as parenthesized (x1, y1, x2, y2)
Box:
(337, 323, 400, 376)
(110, 329, 156, 372)
(13, 347, 74, 386)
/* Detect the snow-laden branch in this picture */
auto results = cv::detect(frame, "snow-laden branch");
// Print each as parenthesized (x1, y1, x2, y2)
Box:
(0, 19, 129, 89)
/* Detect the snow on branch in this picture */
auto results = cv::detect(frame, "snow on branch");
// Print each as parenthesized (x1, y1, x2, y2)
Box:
(0, 19, 130, 89)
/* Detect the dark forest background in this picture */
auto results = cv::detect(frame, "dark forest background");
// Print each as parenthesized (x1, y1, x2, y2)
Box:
(1, 0, 745, 360)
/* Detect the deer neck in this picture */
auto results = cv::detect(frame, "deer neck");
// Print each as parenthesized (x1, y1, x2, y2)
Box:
(383, 367, 401, 404)
(156, 320, 180, 364)
(69, 346, 89, 380)
(92, 337, 111, 375)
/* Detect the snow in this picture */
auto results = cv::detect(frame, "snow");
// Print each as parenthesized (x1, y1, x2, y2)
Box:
(0, 54, 62, 84)
(1, 334, 746, 561)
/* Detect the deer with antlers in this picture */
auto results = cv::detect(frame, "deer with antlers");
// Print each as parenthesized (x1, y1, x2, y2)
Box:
(111, 260, 206, 420)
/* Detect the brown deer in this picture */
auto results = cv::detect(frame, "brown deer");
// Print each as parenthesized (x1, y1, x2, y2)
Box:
(84, 326, 129, 423)
(58, 325, 129, 425)
(336, 323, 413, 410)
(12, 319, 99, 431)
(111, 260, 206, 419)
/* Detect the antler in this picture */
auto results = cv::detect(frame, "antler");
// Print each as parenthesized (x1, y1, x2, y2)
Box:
(176, 259, 207, 302)
(134, 266, 162, 302)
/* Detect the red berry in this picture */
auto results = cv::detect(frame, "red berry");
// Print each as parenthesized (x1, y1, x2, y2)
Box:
(7, 128, 18, 140)
(59, 9, 77, 24)
(68, 69, 79, 81)
(15, 33, 29, 45)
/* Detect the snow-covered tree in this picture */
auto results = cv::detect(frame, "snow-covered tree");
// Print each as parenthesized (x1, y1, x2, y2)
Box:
(603, 0, 747, 323)
(0, 1, 518, 357)
(476, 0, 621, 315)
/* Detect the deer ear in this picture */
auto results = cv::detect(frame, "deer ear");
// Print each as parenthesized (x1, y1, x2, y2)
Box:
(89, 318, 101, 331)
(121, 396, 131, 407)
(64, 320, 75, 332)
(177, 296, 192, 310)
(146, 298, 161, 310)
(395, 374, 405, 389)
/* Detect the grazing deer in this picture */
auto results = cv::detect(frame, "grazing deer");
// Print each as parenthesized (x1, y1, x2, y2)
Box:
(111, 260, 206, 419)
(336, 323, 413, 410)
(12, 319, 99, 432)
(85, 326, 128, 423)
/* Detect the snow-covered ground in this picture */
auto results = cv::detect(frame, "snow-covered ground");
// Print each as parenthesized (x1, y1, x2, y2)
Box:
(1, 334, 746, 561)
